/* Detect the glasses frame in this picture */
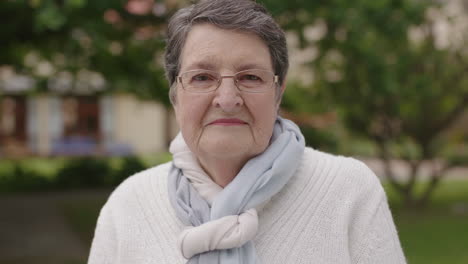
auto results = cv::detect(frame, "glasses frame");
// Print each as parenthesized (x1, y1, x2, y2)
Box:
(177, 69, 279, 93)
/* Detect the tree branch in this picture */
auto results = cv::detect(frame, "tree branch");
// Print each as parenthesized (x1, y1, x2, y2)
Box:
(376, 140, 405, 193)
(418, 162, 451, 206)
(431, 93, 468, 137)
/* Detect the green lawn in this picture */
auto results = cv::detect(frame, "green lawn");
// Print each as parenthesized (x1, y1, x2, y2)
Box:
(395, 210, 468, 264)
(385, 180, 468, 264)
(58, 180, 468, 263)
(59, 198, 108, 248)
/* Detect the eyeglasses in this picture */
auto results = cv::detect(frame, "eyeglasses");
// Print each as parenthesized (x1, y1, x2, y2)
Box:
(177, 69, 279, 93)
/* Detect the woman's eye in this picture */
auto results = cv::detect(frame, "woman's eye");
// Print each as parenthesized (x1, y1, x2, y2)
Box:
(193, 74, 212, 81)
(240, 74, 261, 81)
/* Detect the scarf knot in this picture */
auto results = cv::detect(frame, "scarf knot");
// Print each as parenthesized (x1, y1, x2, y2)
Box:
(179, 208, 258, 259)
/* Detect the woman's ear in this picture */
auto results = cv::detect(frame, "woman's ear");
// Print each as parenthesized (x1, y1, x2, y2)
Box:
(280, 80, 286, 95)
(276, 78, 287, 109)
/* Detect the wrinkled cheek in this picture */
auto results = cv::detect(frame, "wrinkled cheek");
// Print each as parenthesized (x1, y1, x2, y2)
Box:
(177, 107, 206, 150)
(260, 124, 275, 147)
(255, 111, 277, 149)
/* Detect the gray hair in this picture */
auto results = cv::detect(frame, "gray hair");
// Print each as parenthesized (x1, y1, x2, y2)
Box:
(164, 0, 289, 104)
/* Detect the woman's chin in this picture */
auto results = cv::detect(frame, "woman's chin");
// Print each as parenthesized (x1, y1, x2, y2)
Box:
(198, 136, 254, 160)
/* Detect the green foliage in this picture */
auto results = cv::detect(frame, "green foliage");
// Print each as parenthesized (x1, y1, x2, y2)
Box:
(0, 153, 169, 192)
(282, 81, 330, 114)
(266, 0, 468, 158)
(111, 156, 146, 185)
(300, 125, 338, 151)
(55, 157, 111, 188)
(281, 81, 341, 151)
(0, 0, 172, 104)
(0, 164, 51, 192)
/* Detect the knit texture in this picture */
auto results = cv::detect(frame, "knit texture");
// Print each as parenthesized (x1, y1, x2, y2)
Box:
(88, 148, 407, 264)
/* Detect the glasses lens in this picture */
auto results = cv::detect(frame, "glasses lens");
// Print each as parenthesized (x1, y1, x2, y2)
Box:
(181, 70, 219, 92)
(235, 70, 274, 92)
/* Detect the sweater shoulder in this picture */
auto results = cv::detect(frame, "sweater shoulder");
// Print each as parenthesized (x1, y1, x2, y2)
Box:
(300, 147, 385, 198)
(104, 161, 172, 205)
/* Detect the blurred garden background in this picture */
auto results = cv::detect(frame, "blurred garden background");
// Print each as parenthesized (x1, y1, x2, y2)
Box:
(1, 0, 468, 263)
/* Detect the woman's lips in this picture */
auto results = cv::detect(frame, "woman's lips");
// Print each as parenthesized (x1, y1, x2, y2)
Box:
(209, 118, 248, 126)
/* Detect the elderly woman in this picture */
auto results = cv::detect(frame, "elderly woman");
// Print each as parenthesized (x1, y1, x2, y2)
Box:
(88, 0, 406, 263)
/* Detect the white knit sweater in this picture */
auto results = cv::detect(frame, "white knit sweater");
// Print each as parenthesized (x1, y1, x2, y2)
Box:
(88, 147, 406, 264)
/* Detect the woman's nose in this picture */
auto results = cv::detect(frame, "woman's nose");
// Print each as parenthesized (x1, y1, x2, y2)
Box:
(212, 77, 244, 112)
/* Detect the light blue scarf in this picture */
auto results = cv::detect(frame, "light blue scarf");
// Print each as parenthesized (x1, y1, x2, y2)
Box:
(168, 117, 305, 263)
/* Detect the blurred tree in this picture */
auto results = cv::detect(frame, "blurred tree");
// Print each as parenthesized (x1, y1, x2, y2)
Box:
(2, 0, 467, 207)
(264, 0, 468, 208)
(0, 0, 177, 105)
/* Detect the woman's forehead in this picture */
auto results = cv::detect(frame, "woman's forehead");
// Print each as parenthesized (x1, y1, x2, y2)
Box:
(182, 59, 272, 73)
(180, 24, 273, 72)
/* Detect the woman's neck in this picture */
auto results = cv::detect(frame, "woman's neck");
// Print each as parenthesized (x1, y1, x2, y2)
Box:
(197, 155, 248, 187)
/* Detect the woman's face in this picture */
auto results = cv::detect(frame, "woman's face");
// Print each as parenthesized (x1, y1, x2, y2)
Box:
(174, 23, 282, 163)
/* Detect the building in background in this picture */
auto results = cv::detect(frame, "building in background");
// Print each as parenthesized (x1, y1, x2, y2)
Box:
(0, 67, 177, 158)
